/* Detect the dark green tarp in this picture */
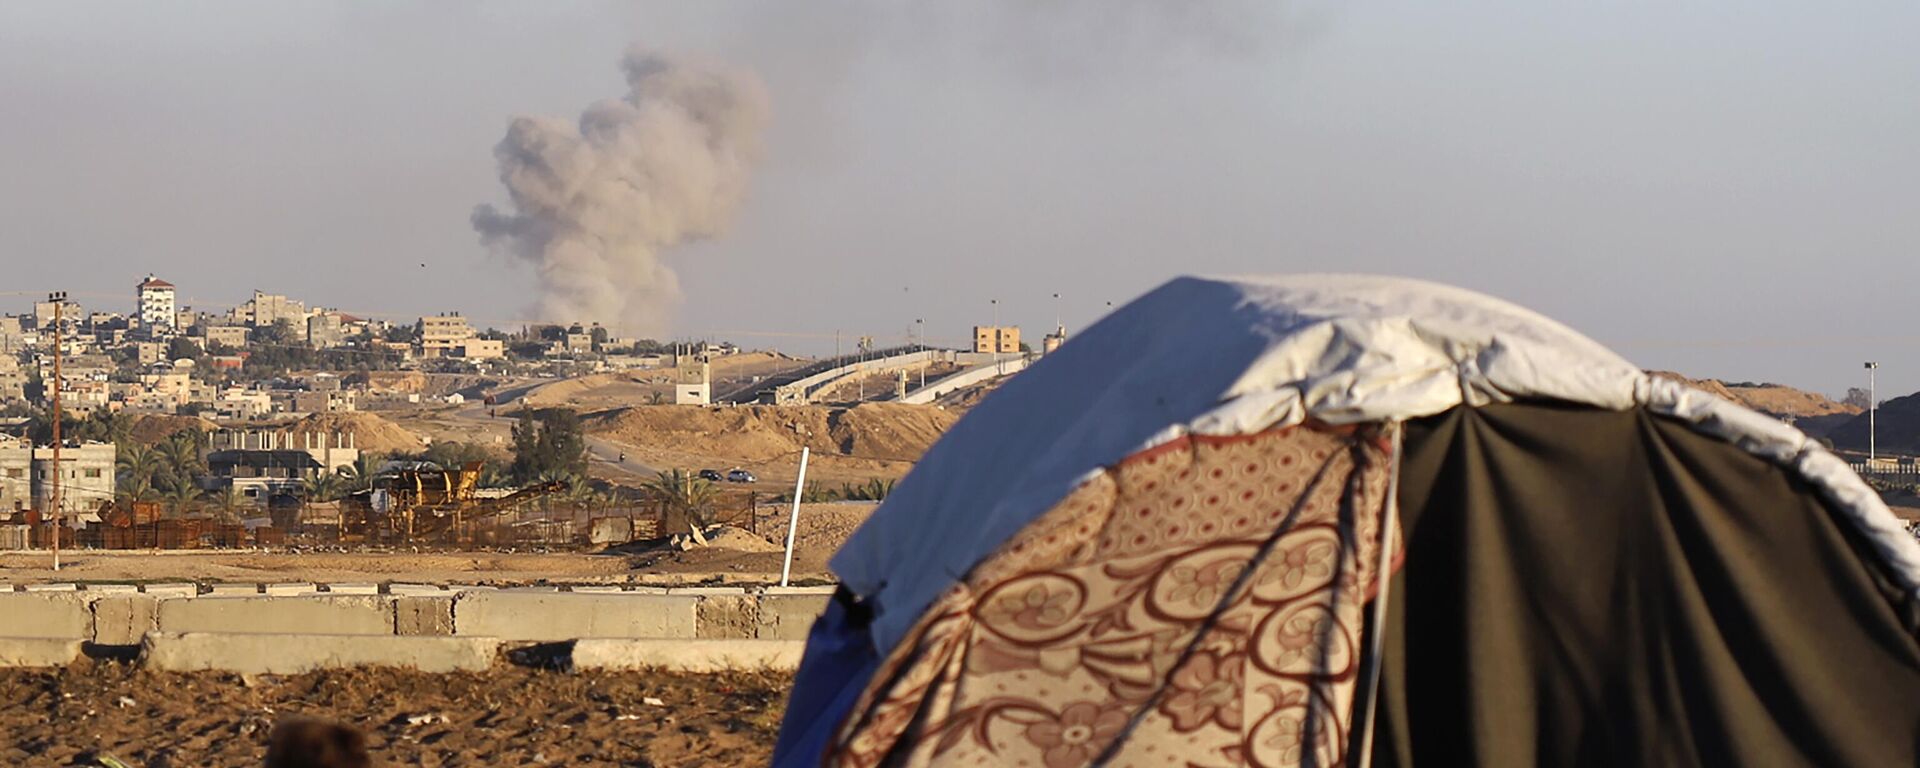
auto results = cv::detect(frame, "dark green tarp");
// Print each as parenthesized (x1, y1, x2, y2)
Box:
(1377, 403, 1920, 767)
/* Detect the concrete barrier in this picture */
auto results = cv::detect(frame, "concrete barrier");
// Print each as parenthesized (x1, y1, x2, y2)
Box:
(454, 593, 697, 641)
(142, 632, 501, 675)
(396, 596, 455, 637)
(91, 595, 159, 646)
(696, 595, 758, 640)
(156, 595, 395, 635)
(754, 595, 831, 640)
(0, 637, 83, 667)
(0, 586, 833, 649)
(142, 583, 198, 598)
(571, 639, 805, 672)
(0, 593, 92, 639)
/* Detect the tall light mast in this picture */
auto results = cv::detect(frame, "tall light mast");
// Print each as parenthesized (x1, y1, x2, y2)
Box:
(1866, 361, 1879, 464)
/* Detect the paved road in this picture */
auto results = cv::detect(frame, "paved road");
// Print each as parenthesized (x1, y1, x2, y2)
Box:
(446, 382, 662, 478)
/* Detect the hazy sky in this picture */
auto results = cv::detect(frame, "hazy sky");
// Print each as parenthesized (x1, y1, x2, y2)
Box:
(3, 2, 1917, 397)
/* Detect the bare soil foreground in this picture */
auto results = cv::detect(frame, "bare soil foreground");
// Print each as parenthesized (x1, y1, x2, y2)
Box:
(0, 502, 876, 585)
(0, 661, 789, 766)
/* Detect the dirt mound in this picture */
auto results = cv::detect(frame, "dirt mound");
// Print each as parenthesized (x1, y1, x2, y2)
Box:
(692, 524, 783, 553)
(708, 350, 800, 377)
(522, 372, 667, 409)
(261, 411, 427, 455)
(1647, 371, 1857, 419)
(126, 414, 218, 445)
(762, 502, 875, 569)
(587, 403, 956, 464)
(1723, 383, 1859, 418)
(638, 502, 876, 576)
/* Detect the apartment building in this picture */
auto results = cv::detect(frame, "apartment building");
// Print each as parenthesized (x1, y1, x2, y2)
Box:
(0, 438, 116, 517)
(137, 275, 177, 334)
(420, 313, 475, 356)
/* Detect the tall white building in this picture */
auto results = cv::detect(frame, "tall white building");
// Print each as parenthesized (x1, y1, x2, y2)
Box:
(137, 275, 177, 333)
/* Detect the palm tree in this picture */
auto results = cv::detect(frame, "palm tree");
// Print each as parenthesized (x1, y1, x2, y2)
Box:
(644, 469, 719, 528)
(116, 444, 162, 489)
(337, 452, 386, 492)
(303, 472, 344, 503)
(537, 468, 581, 489)
(160, 475, 200, 519)
(209, 485, 249, 522)
(156, 431, 204, 491)
(115, 473, 160, 504)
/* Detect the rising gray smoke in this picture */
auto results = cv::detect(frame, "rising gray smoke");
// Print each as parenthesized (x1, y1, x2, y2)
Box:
(473, 51, 769, 335)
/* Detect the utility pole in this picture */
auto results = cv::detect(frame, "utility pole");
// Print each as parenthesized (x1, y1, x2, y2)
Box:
(991, 298, 1002, 375)
(48, 292, 65, 572)
(916, 319, 926, 389)
(1866, 362, 1880, 465)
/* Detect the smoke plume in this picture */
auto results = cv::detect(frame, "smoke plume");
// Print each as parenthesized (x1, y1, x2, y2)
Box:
(473, 51, 769, 335)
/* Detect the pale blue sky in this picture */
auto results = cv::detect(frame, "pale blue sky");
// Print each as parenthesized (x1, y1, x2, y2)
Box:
(2, 2, 1916, 396)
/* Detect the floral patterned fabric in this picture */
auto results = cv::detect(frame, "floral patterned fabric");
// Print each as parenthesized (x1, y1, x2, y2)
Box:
(828, 425, 1394, 768)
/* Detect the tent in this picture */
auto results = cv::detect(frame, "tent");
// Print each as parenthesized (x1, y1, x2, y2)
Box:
(773, 275, 1920, 767)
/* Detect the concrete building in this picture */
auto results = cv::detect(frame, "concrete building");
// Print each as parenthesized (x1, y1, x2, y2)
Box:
(137, 275, 177, 334)
(206, 325, 250, 349)
(0, 438, 116, 517)
(211, 388, 272, 420)
(33, 299, 81, 332)
(293, 390, 356, 414)
(0, 356, 25, 403)
(306, 312, 345, 348)
(972, 325, 1021, 354)
(674, 358, 712, 405)
(232, 291, 307, 329)
(208, 430, 358, 475)
(133, 340, 167, 366)
(458, 338, 505, 360)
(421, 313, 475, 356)
(1043, 325, 1067, 354)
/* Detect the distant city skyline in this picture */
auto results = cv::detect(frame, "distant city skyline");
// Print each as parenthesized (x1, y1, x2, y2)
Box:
(5, 2, 1919, 397)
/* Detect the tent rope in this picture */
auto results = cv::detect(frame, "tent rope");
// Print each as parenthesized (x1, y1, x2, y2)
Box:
(1088, 438, 1363, 767)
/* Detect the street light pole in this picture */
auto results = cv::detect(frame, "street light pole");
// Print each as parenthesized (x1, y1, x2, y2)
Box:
(1866, 362, 1879, 464)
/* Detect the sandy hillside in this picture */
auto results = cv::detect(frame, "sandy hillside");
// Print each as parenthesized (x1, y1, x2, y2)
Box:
(383, 406, 515, 451)
(517, 352, 804, 411)
(126, 414, 219, 445)
(587, 403, 956, 464)
(350, 371, 500, 397)
(1648, 372, 1857, 419)
(521, 372, 669, 410)
(708, 350, 803, 378)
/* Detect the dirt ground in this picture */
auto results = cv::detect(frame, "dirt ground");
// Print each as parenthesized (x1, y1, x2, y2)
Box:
(0, 503, 876, 585)
(631, 503, 876, 578)
(0, 661, 789, 767)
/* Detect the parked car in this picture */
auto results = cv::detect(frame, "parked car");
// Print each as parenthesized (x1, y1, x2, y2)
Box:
(697, 469, 724, 482)
(726, 469, 757, 483)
